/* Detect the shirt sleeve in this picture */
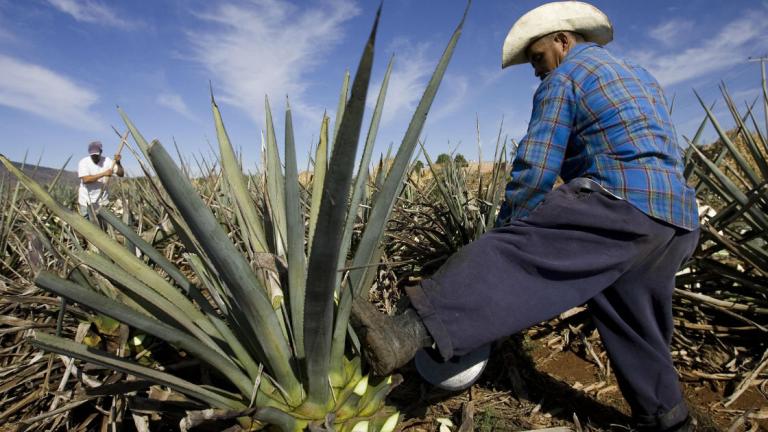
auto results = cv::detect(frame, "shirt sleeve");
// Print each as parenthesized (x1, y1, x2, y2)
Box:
(497, 75, 575, 224)
(78, 158, 88, 178)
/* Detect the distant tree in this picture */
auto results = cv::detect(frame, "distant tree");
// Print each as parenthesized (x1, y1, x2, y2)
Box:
(412, 160, 424, 172)
(436, 153, 451, 164)
(454, 154, 469, 167)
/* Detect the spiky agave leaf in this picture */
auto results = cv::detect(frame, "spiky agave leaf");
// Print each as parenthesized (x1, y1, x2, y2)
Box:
(330, 4, 472, 381)
(212, 90, 270, 255)
(308, 114, 329, 253)
(283, 98, 308, 361)
(146, 140, 304, 405)
(328, 55, 394, 384)
(303, 4, 381, 409)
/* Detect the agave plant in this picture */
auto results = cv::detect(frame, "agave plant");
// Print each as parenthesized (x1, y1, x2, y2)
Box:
(671, 75, 768, 404)
(384, 129, 509, 279)
(1, 4, 469, 431)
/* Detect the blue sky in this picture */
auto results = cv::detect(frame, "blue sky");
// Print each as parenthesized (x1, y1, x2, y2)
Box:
(1, 0, 767, 174)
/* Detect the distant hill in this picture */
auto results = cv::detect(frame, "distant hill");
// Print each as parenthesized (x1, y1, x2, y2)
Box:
(0, 160, 79, 191)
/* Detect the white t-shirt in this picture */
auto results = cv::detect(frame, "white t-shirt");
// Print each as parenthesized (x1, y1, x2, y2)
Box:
(78, 156, 113, 206)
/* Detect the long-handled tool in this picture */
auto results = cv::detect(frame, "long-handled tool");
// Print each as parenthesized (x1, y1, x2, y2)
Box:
(93, 128, 129, 205)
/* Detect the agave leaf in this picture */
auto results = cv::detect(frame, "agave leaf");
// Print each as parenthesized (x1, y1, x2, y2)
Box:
(422, 143, 464, 231)
(284, 99, 308, 361)
(73, 250, 234, 356)
(332, 70, 351, 151)
(146, 140, 302, 405)
(347, 2, 470, 300)
(186, 252, 230, 315)
(265, 97, 288, 255)
(336, 55, 394, 278)
(708, 183, 768, 229)
(303, 5, 380, 407)
(743, 101, 768, 155)
(183, 252, 270, 380)
(98, 208, 216, 316)
(33, 155, 73, 214)
(0, 155, 33, 256)
(683, 103, 715, 179)
(702, 225, 768, 278)
(694, 90, 760, 187)
(308, 115, 329, 253)
(212, 92, 270, 254)
(485, 143, 509, 231)
(328, 56, 395, 380)
(120, 196, 137, 254)
(760, 58, 768, 138)
(34, 271, 265, 399)
(720, 85, 768, 179)
(32, 332, 247, 411)
(687, 140, 768, 229)
(118, 106, 152, 162)
(253, 406, 305, 432)
(334, 2, 469, 390)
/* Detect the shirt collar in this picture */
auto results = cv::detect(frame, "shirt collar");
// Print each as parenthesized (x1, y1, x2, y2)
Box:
(563, 42, 599, 63)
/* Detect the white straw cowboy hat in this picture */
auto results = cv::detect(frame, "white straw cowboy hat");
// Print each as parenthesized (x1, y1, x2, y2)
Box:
(501, 1, 613, 68)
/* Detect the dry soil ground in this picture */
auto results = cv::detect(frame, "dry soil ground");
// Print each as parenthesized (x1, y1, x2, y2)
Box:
(388, 333, 766, 431)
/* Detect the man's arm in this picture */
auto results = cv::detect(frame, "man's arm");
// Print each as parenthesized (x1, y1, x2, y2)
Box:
(498, 75, 576, 224)
(79, 157, 111, 184)
(80, 170, 112, 184)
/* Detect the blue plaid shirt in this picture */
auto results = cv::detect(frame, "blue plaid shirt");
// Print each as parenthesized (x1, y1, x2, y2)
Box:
(498, 43, 698, 231)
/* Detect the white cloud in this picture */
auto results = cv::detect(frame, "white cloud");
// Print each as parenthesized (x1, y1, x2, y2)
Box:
(478, 67, 506, 88)
(0, 53, 101, 130)
(47, 0, 140, 30)
(188, 0, 360, 124)
(431, 73, 468, 122)
(374, 39, 433, 124)
(631, 10, 768, 87)
(157, 92, 195, 120)
(648, 19, 694, 46)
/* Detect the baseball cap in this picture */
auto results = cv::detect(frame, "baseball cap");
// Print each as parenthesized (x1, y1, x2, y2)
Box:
(88, 141, 103, 155)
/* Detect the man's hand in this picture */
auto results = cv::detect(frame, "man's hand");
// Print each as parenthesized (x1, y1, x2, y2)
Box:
(112, 154, 125, 177)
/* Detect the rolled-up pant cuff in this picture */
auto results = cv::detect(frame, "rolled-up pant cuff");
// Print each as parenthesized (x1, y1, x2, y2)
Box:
(635, 399, 689, 431)
(405, 280, 454, 361)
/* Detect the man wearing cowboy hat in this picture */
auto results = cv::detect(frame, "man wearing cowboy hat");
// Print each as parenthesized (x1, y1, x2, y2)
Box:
(77, 140, 124, 217)
(352, 2, 698, 431)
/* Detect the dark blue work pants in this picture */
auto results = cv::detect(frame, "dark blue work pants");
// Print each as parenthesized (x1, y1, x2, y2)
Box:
(406, 180, 699, 427)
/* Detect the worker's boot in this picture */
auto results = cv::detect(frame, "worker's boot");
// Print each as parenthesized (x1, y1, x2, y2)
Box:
(350, 297, 433, 376)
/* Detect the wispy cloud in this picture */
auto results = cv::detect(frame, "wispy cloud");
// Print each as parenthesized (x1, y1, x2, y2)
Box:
(648, 19, 694, 46)
(729, 87, 763, 106)
(431, 74, 468, 122)
(631, 10, 768, 87)
(0, 53, 101, 130)
(188, 0, 360, 124)
(157, 92, 196, 120)
(47, 0, 140, 30)
(376, 39, 433, 124)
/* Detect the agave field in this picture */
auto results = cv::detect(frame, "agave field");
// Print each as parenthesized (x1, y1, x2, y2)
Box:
(1, 4, 768, 432)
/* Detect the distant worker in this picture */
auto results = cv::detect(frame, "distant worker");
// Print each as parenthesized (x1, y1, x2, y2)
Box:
(77, 140, 124, 217)
(353, 2, 698, 431)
